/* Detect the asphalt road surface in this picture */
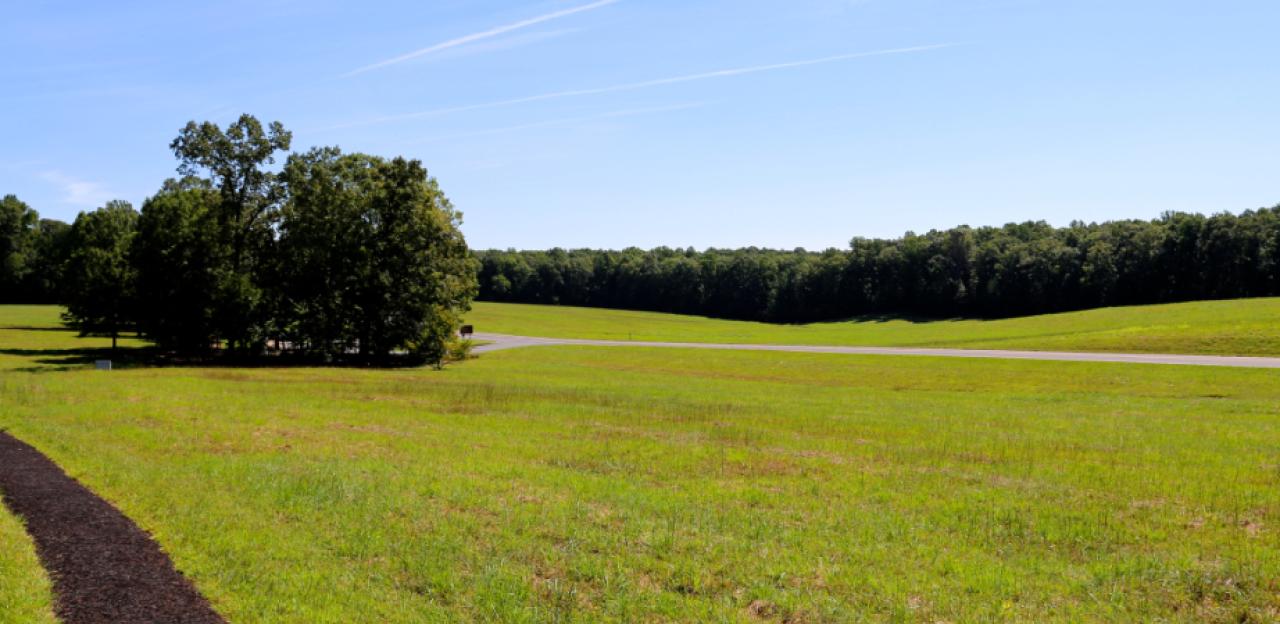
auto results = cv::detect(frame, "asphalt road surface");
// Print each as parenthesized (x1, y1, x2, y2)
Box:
(470, 332, 1280, 369)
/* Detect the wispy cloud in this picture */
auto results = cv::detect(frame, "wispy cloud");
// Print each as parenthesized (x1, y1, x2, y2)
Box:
(40, 171, 115, 208)
(327, 44, 955, 130)
(417, 28, 583, 64)
(343, 0, 619, 77)
(410, 102, 704, 144)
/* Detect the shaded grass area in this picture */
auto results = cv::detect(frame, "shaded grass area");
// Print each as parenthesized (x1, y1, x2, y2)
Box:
(0, 306, 434, 373)
(465, 298, 1280, 356)
(2, 306, 1279, 622)
(0, 306, 147, 373)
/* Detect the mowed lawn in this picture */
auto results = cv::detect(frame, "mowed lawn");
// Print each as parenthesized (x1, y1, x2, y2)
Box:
(2, 306, 1280, 622)
(465, 298, 1280, 356)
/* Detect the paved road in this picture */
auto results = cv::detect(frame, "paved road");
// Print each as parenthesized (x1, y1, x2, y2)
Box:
(471, 332, 1280, 369)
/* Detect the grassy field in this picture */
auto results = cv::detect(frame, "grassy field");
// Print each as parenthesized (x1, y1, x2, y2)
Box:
(465, 298, 1280, 356)
(2, 305, 1279, 622)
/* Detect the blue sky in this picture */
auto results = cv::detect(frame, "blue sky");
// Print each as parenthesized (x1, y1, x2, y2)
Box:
(3, 0, 1279, 250)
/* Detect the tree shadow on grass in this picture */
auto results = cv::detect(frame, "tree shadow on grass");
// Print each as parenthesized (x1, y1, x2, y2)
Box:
(2, 346, 159, 373)
(2, 344, 435, 373)
(0, 326, 81, 332)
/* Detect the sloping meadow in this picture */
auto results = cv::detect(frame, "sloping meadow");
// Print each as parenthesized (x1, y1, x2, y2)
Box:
(1, 310, 1279, 622)
(465, 298, 1280, 356)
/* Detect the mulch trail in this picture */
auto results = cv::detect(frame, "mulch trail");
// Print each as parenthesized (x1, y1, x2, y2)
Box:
(0, 431, 225, 624)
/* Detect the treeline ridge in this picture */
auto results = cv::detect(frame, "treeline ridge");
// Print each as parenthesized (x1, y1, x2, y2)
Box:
(477, 207, 1280, 322)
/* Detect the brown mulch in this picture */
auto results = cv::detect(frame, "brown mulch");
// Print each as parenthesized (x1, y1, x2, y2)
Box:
(0, 431, 225, 624)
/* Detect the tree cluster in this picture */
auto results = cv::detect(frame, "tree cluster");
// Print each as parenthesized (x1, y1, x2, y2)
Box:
(477, 208, 1280, 322)
(3, 115, 478, 363)
(0, 195, 71, 304)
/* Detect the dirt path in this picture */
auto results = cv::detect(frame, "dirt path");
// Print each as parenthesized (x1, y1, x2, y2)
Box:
(471, 332, 1280, 368)
(0, 431, 225, 624)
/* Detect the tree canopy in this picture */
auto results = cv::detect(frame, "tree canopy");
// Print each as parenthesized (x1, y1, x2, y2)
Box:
(61, 201, 139, 348)
(132, 177, 226, 352)
(276, 148, 477, 362)
(169, 115, 293, 352)
(0, 194, 40, 302)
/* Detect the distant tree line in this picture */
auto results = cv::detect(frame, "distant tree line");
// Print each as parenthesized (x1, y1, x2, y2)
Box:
(477, 208, 1280, 322)
(1, 115, 478, 364)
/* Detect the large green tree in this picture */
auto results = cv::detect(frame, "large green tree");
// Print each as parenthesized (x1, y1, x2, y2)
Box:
(278, 148, 477, 363)
(169, 114, 292, 352)
(27, 218, 72, 302)
(61, 201, 139, 348)
(132, 178, 225, 352)
(0, 194, 39, 301)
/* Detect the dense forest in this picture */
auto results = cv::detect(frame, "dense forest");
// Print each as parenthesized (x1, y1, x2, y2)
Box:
(477, 207, 1280, 322)
(0, 115, 477, 364)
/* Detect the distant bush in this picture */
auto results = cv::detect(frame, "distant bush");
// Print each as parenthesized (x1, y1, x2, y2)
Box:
(444, 339, 476, 367)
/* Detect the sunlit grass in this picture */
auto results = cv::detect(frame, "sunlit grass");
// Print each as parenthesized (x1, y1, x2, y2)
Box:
(0, 501, 55, 624)
(2, 305, 1279, 622)
(0, 308, 118, 623)
(465, 298, 1280, 356)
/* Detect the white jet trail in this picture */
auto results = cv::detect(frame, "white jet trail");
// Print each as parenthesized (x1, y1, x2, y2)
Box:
(329, 44, 955, 129)
(344, 0, 620, 77)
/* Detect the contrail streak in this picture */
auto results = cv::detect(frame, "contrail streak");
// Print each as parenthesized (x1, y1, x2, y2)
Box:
(327, 44, 954, 129)
(343, 0, 620, 77)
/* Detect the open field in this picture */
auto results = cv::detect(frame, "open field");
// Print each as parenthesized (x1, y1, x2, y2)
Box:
(465, 298, 1280, 356)
(2, 305, 1280, 622)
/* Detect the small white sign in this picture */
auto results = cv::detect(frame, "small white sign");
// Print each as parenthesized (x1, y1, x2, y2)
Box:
(94, 360, 112, 371)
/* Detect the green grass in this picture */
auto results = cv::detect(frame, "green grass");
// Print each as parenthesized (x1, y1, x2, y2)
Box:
(465, 298, 1280, 356)
(2, 305, 1280, 622)
(0, 505, 55, 624)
